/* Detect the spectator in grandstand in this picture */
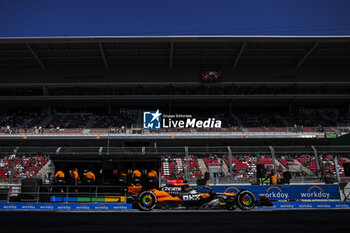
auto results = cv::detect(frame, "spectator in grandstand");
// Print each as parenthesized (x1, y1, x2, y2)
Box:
(5, 125, 11, 134)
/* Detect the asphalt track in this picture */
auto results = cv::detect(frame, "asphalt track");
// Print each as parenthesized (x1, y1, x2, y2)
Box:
(1, 209, 350, 233)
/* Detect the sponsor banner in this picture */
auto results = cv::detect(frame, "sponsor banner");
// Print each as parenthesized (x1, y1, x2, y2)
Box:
(255, 201, 350, 209)
(198, 185, 340, 201)
(0, 202, 132, 211)
(0, 201, 349, 211)
(50, 196, 126, 203)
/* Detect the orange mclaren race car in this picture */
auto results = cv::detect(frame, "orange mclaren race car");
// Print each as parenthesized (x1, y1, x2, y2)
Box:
(127, 180, 256, 211)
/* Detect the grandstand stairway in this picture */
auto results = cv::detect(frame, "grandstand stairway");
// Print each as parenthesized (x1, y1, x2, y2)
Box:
(280, 115, 290, 127)
(85, 115, 96, 129)
(219, 158, 230, 176)
(197, 158, 208, 175)
(275, 160, 287, 171)
(36, 160, 52, 180)
(294, 159, 315, 176)
(231, 114, 247, 133)
(41, 115, 54, 127)
(175, 158, 183, 173)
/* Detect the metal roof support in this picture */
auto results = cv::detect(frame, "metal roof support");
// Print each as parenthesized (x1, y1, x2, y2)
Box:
(169, 42, 174, 68)
(0, 50, 12, 65)
(98, 43, 109, 69)
(296, 42, 319, 68)
(334, 155, 341, 183)
(56, 147, 61, 155)
(13, 146, 19, 155)
(311, 146, 320, 178)
(233, 42, 247, 69)
(185, 146, 189, 180)
(202, 42, 209, 65)
(269, 146, 276, 170)
(99, 147, 103, 156)
(135, 43, 140, 64)
(227, 146, 233, 183)
(154, 142, 158, 154)
(26, 43, 45, 69)
(9, 147, 19, 184)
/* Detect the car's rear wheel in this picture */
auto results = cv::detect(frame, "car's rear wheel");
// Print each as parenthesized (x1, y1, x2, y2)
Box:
(137, 191, 157, 211)
(236, 190, 256, 210)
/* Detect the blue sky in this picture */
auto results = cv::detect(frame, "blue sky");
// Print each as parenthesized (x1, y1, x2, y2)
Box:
(0, 0, 350, 37)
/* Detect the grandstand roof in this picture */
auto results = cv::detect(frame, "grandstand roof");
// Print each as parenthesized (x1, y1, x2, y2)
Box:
(0, 36, 349, 69)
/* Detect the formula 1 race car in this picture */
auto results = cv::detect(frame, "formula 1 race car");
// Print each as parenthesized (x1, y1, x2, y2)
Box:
(127, 180, 256, 211)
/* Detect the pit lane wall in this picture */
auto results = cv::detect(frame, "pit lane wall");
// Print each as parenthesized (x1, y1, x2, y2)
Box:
(198, 185, 340, 201)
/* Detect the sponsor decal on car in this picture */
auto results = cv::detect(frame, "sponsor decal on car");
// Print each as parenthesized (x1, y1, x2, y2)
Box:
(182, 194, 201, 201)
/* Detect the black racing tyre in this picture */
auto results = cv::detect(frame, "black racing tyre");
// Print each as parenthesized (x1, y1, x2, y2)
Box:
(137, 191, 157, 211)
(236, 190, 256, 210)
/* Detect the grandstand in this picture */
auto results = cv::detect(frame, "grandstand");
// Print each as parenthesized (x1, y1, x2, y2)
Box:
(1, 146, 349, 185)
(0, 36, 350, 186)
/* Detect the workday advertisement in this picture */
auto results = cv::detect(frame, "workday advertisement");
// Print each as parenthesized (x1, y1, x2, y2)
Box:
(205, 185, 340, 201)
(0, 202, 132, 211)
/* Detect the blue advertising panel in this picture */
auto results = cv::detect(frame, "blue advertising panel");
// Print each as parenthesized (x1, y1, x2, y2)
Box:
(255, 201, 350, 209)
(0, 201, 349, 211)
(0, 202, 132, 211)
(1, 1, 350, 37)
(198, 185, 340, 201)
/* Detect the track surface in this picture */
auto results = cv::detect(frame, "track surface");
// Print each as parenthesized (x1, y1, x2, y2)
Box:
(1, 210, 349, 233)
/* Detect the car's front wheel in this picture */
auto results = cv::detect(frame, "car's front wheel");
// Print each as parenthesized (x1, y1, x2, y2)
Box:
(137, 191, 157, 211)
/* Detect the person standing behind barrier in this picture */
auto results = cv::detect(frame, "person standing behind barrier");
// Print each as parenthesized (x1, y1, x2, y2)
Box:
(268, 170, 279, 185)
(132, 169, 142, 178)
(72, 168, 80, 192)
(84, 170, 96, 184)
(147, 169, 158, 178)
(118, 169, 128, 185)
(146, 169, 158, 188)
(84, 170, 95, 192)
(54, 168, 65, 192)
(282, 170, 292, 185)
(132, 169, 142, 185)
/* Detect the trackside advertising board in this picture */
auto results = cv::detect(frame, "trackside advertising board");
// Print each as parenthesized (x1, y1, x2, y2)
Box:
(0, 202, 132, 210)
(0, 201, 349, 211)
(255, 201, 350, 209)
(198, 185, 340, 201)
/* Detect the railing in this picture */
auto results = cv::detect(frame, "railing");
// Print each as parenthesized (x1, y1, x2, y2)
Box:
(6, 184, 127, 203)
(0, 128, 331, 136)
